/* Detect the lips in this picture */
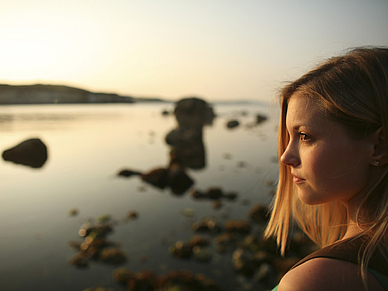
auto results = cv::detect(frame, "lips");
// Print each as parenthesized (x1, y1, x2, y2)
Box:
(292, 173, 305, 184)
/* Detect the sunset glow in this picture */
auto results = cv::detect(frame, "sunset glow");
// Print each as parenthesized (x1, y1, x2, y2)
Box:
(1, 0, 387, 101)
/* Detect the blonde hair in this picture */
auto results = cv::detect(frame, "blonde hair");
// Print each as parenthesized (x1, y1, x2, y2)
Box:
(264, 47, 388, 286)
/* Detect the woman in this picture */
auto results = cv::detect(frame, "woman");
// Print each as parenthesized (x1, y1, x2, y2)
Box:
(265, 47, 388, 291)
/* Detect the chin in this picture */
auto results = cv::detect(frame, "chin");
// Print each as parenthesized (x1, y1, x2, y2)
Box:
(297, 192, 326, 205)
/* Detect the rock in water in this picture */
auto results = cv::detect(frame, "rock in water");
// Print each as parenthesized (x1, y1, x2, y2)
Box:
(2, 138, 48, 168)
(174, 97, 215, 129)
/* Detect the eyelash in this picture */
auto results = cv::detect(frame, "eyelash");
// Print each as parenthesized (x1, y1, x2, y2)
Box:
(298, 132, 311, 142)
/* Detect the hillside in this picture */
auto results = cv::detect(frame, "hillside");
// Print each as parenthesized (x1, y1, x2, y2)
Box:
(0, 84, 136, 104)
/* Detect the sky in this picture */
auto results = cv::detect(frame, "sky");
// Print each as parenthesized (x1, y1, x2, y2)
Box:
(0, 0, 387, 102)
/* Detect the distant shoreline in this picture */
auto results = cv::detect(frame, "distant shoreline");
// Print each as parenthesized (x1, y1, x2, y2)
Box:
(0, 84, 167, 105)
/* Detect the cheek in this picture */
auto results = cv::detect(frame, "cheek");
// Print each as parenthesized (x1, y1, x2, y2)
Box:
(308, 147, 368, 196)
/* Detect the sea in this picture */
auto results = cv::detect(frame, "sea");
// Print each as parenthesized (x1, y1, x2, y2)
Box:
(0, 101, 279, 291)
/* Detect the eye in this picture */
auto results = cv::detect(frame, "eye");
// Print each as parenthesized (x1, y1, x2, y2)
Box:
(299, 132, 310, 141)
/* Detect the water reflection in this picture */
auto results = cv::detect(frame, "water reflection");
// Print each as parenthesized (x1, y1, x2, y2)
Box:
(119, 98, 215, 195)
(165, 97, 215, 170)
(2, 138, 48, 168)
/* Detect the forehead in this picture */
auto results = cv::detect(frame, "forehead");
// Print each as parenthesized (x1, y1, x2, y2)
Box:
(285, 93, 327, 130)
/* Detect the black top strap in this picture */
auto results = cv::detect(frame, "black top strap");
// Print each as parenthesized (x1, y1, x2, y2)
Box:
(291, 236, 388, 276)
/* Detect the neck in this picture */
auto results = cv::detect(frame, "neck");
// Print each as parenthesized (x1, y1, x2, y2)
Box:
(341, 200, 364, 240)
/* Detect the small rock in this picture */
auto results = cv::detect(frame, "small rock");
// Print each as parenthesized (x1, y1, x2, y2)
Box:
(192, 246, 212, 262)
(222, 153, 233, 160)
(232, 247, 260, 276)
(127, 211, 138, 220)
(141, 168, 168, 189)
(161, 109, 170, 116)
(256, 114, 267, 124)
(68, 208, 79, 217)
(224, 192, 238, 200)
(205, 187, 223, 200)
(169, 241, 193, 259)
(2, 138, 48, 168)
(226, 120, 240, 129)
(190, 189, 206, 199)
(117, 169, 141, 177)
(69, 252, 89, 268)
(192, 217, 222, 233)
(189, 235, 211, 247)
(98, 214, 112, 223)
(212, 201, 222, 209)
(128, 270, 158, 291)
(215, 232, 238, 252)
(180, 208, 195, 217)
(248, 204, 270, 223)
(224, 220, 251, 234)
(112, 267, 132, 285)
(82, 287, 116, 291)
(100, 247, 126, 264)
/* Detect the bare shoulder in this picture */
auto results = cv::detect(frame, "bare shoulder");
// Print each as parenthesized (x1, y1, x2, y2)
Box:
(277, 257, 385, 291)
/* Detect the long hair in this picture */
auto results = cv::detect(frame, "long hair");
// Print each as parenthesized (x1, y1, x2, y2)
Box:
(264, 47, 388, 287)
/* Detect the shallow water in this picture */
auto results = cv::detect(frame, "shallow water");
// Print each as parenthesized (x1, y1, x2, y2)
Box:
(0, 102, 279, 291)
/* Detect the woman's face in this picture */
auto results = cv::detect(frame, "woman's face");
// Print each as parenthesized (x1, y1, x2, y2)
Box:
(281, 93, 373, 206)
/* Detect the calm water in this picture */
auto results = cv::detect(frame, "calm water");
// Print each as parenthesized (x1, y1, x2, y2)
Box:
(0, 102, 279, 291)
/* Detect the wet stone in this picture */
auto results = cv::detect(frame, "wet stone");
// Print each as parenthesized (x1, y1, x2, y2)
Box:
(248, 204, 270, 223)
(99, 247, 127, 264)
(127, 211, 138, 220)
(82, 288, 116, 291)
(112, 267, 133, 285)
(192, 217, 223, 234)
(193, 246, 212, 262)
(169, 241, 193, 259)
(117, 169, 141, 177)
(232, 247, 261, 276)
(224, 220, 251, 234)
(215, 232, 239, 252)
(226, 120, 240, 129)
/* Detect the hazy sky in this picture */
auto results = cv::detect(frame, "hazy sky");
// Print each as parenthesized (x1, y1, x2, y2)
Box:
(0, 0, 387, 102)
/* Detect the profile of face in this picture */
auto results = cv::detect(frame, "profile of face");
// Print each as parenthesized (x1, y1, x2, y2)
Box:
(280, 93, 375, 206)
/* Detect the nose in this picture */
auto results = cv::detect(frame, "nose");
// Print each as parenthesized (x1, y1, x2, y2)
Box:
(280, 141, 300, 167)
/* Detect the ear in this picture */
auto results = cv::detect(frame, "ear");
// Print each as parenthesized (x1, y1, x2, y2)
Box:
(370, 127, 388, 166)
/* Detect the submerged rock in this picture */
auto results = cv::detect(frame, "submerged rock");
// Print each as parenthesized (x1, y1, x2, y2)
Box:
(99, 247, 126, 264)
(112, 269, 223, 291)
(224, 220, 251, 234)
(248, 204, 270, 223)
(141, 168, 169, 189)
(2, 138, 48, 168)
(232, 247, 263, 276)
(159, 270, 222, 291)
(256, 114, 267, 124)
(169, 235, 211, 261)
(169, 241, 194, 259)
(215, 232, 239, 252)
(192, 217, 223, 234)
(190, 187, 238, 202)
(112, 267, 132, 285)
(127, 211, 138, 220)
(127, 270, 158, 291)
(167, 163, 194, 195)
(117, 169, 141, 177)
(82, 287, 116, 291)
(69, 216, 127, 268)
(226, 120, 240, 129)
(192, 246, 212, 262)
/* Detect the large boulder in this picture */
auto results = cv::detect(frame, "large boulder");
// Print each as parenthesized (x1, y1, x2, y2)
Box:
(165, 97, 213, 170)
(2, 138, 48, 168)
(174, 98, 215, 129)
